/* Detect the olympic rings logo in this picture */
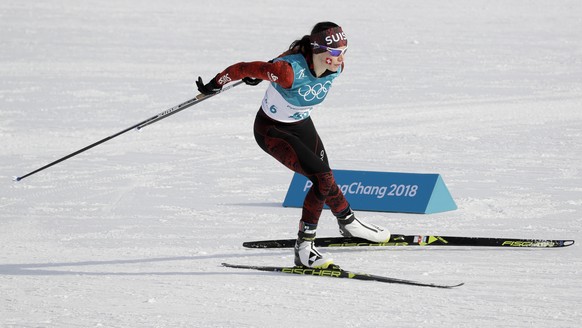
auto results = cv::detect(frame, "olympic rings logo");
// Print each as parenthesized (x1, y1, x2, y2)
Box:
(297, 81, 332, 102)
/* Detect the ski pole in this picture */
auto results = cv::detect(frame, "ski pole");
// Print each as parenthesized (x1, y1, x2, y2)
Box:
(14, 80, 245, 182)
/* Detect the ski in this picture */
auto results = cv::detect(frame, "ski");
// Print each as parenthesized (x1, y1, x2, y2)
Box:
(243, 234, 574, 249)
(222, 263, 463, 289)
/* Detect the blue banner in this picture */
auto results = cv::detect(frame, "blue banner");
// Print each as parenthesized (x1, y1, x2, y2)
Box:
(283, 170, 456, 214)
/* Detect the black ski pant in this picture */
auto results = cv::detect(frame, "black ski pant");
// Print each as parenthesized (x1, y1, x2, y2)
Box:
(253, 109, 349, 225)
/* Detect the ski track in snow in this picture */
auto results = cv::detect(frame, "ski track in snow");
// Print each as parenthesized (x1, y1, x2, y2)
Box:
(1, 0, 581, 327)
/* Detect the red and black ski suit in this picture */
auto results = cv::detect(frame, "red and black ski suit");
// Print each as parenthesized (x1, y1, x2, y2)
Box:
(212, 53, 350, 225)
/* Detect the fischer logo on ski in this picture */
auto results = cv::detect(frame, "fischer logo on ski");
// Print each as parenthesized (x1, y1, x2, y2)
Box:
(282, 267, 342, 277)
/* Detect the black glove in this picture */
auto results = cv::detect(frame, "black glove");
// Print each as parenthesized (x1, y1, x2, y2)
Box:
(242, 77, 263, 86)
(196, 76, 222, 95)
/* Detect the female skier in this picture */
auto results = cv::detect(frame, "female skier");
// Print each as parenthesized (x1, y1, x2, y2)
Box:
(196, 22, 390, 268)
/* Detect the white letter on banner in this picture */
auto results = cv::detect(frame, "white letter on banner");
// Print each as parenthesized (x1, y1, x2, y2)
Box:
(378, 186, 387, 198)
(303, 180, 313, 192)
(339, 184, 348, 194)
(348, 182, 358, 195)
(357, 182, 365, 194)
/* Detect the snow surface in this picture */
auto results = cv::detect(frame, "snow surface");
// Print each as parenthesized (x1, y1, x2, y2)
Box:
(1, 0, 581, 327)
